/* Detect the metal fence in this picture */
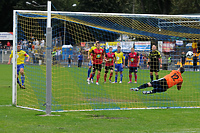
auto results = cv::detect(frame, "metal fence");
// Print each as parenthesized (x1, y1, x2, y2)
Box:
(0, 50, 11, 63)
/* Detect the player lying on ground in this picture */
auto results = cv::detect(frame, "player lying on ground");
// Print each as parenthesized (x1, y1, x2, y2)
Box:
(104, 47, 115, 83)
(130, 67, 184, 94)
(8, 45, 30, 89)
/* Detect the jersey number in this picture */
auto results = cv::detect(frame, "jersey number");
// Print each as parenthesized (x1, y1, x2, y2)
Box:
(171, 73, 179, 81)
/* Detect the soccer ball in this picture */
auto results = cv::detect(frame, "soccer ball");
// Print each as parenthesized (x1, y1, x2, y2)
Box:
(186, 51, 193, 59)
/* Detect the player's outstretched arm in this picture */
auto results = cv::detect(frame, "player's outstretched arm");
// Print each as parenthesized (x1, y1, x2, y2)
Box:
(26, 55, 30, 62)
(8, 57, 12, 64)
(147, 58, 150, 68)
(138, 55, 140, 67)
(177, 82, 182, 90)
(159, 58, 162, 68)
(128, 58, 130, 67)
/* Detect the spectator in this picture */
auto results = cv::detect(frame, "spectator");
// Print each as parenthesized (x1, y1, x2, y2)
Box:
(32, 44, 35, 50)
(193, 53, 198, 71)
(192, 40, 197, 53)
(7, 41, 11, 49)
(68, 55, 72, 67)
(35, 39, 39, 49)
(28, 43, 32, 51)
(78, 52, 83, 67)
(33, 39, 36, 45)
(181, 52, 186, 67)
(40, 39, 45, 50)
(56, 49, 62, 61)
(168, 56, 172, 65)
(0, 41, 2, 49)
(52, 49, 56, 65)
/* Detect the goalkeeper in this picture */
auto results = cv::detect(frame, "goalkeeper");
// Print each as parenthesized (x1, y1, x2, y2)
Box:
(8, 45, 30, 89)
(130, 67, 184, 94)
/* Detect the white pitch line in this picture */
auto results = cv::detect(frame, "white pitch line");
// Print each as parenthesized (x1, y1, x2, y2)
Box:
(0, 105, 12, 107)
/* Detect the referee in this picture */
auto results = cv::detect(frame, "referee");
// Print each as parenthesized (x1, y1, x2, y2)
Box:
(147, 45, 162, 81)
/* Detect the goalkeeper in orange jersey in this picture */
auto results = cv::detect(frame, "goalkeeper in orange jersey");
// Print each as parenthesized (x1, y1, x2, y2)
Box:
(130, 67, 184, 94)
(8, 45, 30, 89)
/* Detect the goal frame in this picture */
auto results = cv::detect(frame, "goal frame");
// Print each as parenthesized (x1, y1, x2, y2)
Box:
(12, 7, 200, 114)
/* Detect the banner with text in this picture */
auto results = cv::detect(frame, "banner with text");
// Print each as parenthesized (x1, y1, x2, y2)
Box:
(0, 32, 13, 40)
(163, 41, 175, 52)
(121, 41, 134, 52)
(134, 41, 151, 51)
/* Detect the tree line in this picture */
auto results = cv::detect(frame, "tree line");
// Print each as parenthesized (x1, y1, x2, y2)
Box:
(0, 0, 199, 32)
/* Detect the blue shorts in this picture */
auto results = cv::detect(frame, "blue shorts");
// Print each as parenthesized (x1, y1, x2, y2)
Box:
(115, 63, 123, 72)
(17, 64, 24, 75)
(88, 60, 93, 66)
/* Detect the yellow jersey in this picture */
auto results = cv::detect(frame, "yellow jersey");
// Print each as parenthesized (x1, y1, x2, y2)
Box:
(115, 52, 125, 64)
(192, 42, 197, 49)
(10, 50, 29, 65)
(89, 46, 97, 53)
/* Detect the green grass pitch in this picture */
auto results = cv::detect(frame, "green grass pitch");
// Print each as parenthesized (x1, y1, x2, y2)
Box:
(17, 64, 200, 111)
(0, 64, 200, 132)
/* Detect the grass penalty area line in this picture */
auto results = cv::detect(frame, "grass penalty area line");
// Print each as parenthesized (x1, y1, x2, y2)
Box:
(0, 105, 12, 107)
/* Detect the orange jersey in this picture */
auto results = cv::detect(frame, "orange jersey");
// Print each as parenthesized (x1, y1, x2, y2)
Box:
(164, 70, 183, 88)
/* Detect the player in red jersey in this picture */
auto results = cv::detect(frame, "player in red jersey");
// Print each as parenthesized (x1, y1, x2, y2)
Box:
(128, 48, 140, 83)
(88, 41, 105, 85)
(104, 47, 115, 83)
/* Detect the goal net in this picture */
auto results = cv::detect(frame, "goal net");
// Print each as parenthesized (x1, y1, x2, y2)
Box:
(14, 10, 200, 111)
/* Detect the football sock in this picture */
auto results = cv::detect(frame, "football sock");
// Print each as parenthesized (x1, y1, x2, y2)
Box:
(89, 73, 94, 80)
(97, 74, 100, 82)
(17, 78, 21, 85)
(21, 75, 25, 86)
(109, 73, 113, 80)
(87, 68, 91, 78)
(115, 74, 118, 82)
(138, 83, 148, 89)
(150, 75, 153, 81)
(156, 75, 159, 80)
(120, 74, 123, 81)
(91, 74, 95, 80)
(104, 73, 107, 81)
(134, 73, 137, 81)
(129, 74, 132, 82)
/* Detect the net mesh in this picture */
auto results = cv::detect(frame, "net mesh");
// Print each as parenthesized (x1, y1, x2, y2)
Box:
(15, 11, 200, 111)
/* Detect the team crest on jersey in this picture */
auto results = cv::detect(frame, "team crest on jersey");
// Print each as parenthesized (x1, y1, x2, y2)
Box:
(96, 54, 101, 58)
(131, 58, 134, 62)
(109, 59, 112, 61)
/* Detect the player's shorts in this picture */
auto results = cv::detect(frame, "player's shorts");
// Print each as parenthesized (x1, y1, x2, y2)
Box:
(129, 67, 138, 73)
(88, 60, 93, 66)
(150, 78, 168, 92)
(105, 65, 114, 73)
(17, 64, 24, 75)
(115, 63, 123, 72)
(150, 64, 159, 72)
(92, 64, 102, 72)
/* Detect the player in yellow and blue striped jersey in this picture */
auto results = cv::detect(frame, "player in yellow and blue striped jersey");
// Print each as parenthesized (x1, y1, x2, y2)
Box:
(113, 46, 125, 83)
(8, 45, 30, 89)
